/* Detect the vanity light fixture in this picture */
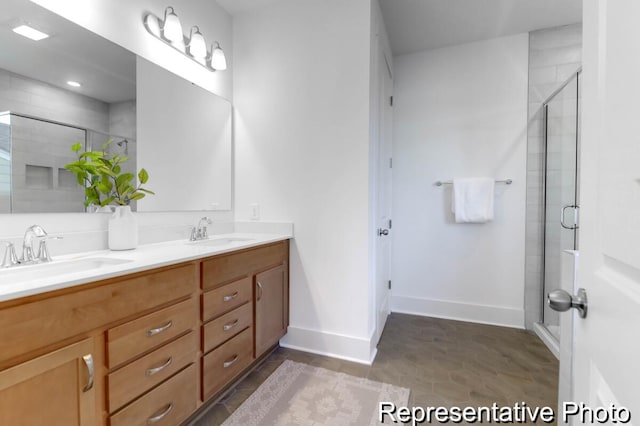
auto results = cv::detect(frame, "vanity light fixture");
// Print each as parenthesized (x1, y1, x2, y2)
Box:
(66, 81, 82, 88)
(12, 24, 49, 41)
(143, 6, 227, 72)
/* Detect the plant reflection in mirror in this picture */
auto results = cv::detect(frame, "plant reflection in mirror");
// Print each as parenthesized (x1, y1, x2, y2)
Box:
(64, 139, 154, 208)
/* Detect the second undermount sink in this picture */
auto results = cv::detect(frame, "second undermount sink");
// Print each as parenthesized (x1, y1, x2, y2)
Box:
(0, 257, 133, 281)
(187, 237, 255, 247)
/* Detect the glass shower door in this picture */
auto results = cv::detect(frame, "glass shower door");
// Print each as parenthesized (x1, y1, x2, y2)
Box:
(542, 72, 580, 340)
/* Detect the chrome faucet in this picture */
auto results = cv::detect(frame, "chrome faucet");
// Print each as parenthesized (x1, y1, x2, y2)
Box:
(1, 241, 19, 268)
(20, 225, 61, 264)
(190, 217, 213, 241)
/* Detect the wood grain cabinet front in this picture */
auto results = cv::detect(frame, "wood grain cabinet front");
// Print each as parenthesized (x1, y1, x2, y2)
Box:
(106, 298, 197, 369)
(107, 331, 197, 413)
(109, 364, 197, 426)
(255, 264, 288, 358)
(202, 327, 253, 400)
(0, 338, 97, 426)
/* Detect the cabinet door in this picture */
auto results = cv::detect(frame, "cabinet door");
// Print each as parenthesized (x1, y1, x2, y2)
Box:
(0, 338, 96, 426)
(255, 264, 287, 357)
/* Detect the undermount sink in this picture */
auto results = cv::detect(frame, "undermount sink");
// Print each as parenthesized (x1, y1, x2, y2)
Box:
(187, 237, 255, 247)
(0, 257, 133, 280)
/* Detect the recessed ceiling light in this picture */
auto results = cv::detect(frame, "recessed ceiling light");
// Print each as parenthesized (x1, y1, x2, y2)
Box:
(67, 81, 82, 88)
(12, 24, 50, 41)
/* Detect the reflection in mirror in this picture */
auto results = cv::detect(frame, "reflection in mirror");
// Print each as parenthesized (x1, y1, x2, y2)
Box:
(0, 0, 136, 213)
(137, 57, 232, 211)
(0, 0, 233, 213)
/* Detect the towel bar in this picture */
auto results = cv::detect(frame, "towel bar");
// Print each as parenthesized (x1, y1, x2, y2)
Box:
(435, 179, 512, 186)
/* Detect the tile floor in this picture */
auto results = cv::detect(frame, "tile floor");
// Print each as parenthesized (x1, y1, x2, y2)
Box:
(192, 313, 558, 425)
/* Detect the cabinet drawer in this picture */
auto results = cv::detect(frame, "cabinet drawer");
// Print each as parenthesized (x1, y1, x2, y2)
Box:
(107, 331, 197, 413)
(202, 327, 253, 399)
(107, 298, 196, 368)
(202, 277, 252, 321)
(203, 303, 252, 353)
(0, 262, 197, 366)
(110, 364, 197, 426)
(202, 242, 287, 290)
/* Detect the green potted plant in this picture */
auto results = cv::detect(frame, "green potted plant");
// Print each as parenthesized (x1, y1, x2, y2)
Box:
(64, 139, 153, 250)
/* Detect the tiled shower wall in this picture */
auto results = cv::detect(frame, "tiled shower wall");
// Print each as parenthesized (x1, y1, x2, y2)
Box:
(524, 24, 582, 330)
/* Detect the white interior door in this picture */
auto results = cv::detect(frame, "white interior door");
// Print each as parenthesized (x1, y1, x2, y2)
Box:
(566, 0, 640, 422)
(373, 37, 393, 345)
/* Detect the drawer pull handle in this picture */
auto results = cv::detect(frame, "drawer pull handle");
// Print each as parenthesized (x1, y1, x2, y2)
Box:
(223, 319, 239, 331)
(223, 291, 239, 302)
(146, 357, 173, 376)
(223, 354, 239, 368)
(147, 403, 173, 424)
(146, 320, 173, 337)
(257, 281, 263, 301)
(82, 354, 94, 392)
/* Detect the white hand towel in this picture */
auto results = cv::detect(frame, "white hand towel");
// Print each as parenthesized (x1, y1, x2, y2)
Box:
(451, 178, 495, 223)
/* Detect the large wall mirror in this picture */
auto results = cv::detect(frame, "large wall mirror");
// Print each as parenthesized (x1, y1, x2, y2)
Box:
(0, 0, 232, 213)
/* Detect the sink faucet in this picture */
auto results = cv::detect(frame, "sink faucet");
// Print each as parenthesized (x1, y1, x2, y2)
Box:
(0, 241, 19, 268)
(190, 217, 213, 241)
(20, 225, 61, 264)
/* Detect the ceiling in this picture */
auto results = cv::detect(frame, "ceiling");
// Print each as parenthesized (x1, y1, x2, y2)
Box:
(0, 0, 135, 103)
(379, 0, 582, 56)
(216, 0, 282, 16)
(217, 0, 582, 56)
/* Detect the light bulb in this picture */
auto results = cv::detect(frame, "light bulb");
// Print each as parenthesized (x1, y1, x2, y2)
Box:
(210, 42, 227, 71)
(187, 26, 207, 59)
(162, 7, 183, 43)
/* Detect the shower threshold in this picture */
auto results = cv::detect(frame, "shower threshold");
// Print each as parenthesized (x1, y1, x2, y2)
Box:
(533, 322, 560, 360)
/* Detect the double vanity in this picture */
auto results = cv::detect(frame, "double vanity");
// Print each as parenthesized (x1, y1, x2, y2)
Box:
(0, 231, 291, 425)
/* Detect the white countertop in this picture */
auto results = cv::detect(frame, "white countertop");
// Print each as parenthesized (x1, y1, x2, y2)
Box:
(0, 232, 291, 303)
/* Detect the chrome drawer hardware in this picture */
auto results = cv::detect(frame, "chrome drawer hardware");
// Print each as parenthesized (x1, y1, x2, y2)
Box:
(145, 357, 173, 376)
(256, 282, 263, 301)
(82, 354, 94, 392)
(223, 319, 239, 331)
(146, 320, 173, 337)
(223, 354, 239, 368)
(147, 403, 173, 424)
(223, 291, 239, 302)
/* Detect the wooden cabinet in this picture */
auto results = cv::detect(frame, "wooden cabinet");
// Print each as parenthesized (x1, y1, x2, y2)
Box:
(0, 337, 96, 426)
(200, 240, 289, 400)
(255, 264, 288, 358)
(0, 239, 289, 425)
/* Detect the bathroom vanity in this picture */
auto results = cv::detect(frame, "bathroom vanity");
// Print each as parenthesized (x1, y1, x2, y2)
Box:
(0, 237, 289, 425)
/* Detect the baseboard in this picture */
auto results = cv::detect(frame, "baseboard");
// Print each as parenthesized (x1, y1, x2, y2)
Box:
(279, 326, 376, 365)
(391, 295, 525, 329)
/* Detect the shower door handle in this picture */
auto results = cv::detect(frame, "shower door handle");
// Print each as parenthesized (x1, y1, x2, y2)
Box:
(548, 288, 588, 318)
(561, 205, 579, 230)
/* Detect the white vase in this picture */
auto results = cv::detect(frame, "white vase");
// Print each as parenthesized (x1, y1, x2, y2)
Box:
(108, 205, 138, 250)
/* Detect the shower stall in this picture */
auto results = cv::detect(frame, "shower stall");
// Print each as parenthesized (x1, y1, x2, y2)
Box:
(0, 111, 136, 213)
(534, 69, 581, 353)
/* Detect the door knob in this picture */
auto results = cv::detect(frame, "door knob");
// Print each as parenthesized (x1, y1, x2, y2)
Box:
(548, 288, 588, 318)
(378, 228, 389, 236)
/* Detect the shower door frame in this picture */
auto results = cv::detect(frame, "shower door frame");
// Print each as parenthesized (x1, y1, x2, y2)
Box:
(540, 68, 582, 328)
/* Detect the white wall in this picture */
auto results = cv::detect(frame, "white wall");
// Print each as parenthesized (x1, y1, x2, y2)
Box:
(233, 0, 375, 363)
(391, 34, 529, 328)
(0, 1, 234, 250)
